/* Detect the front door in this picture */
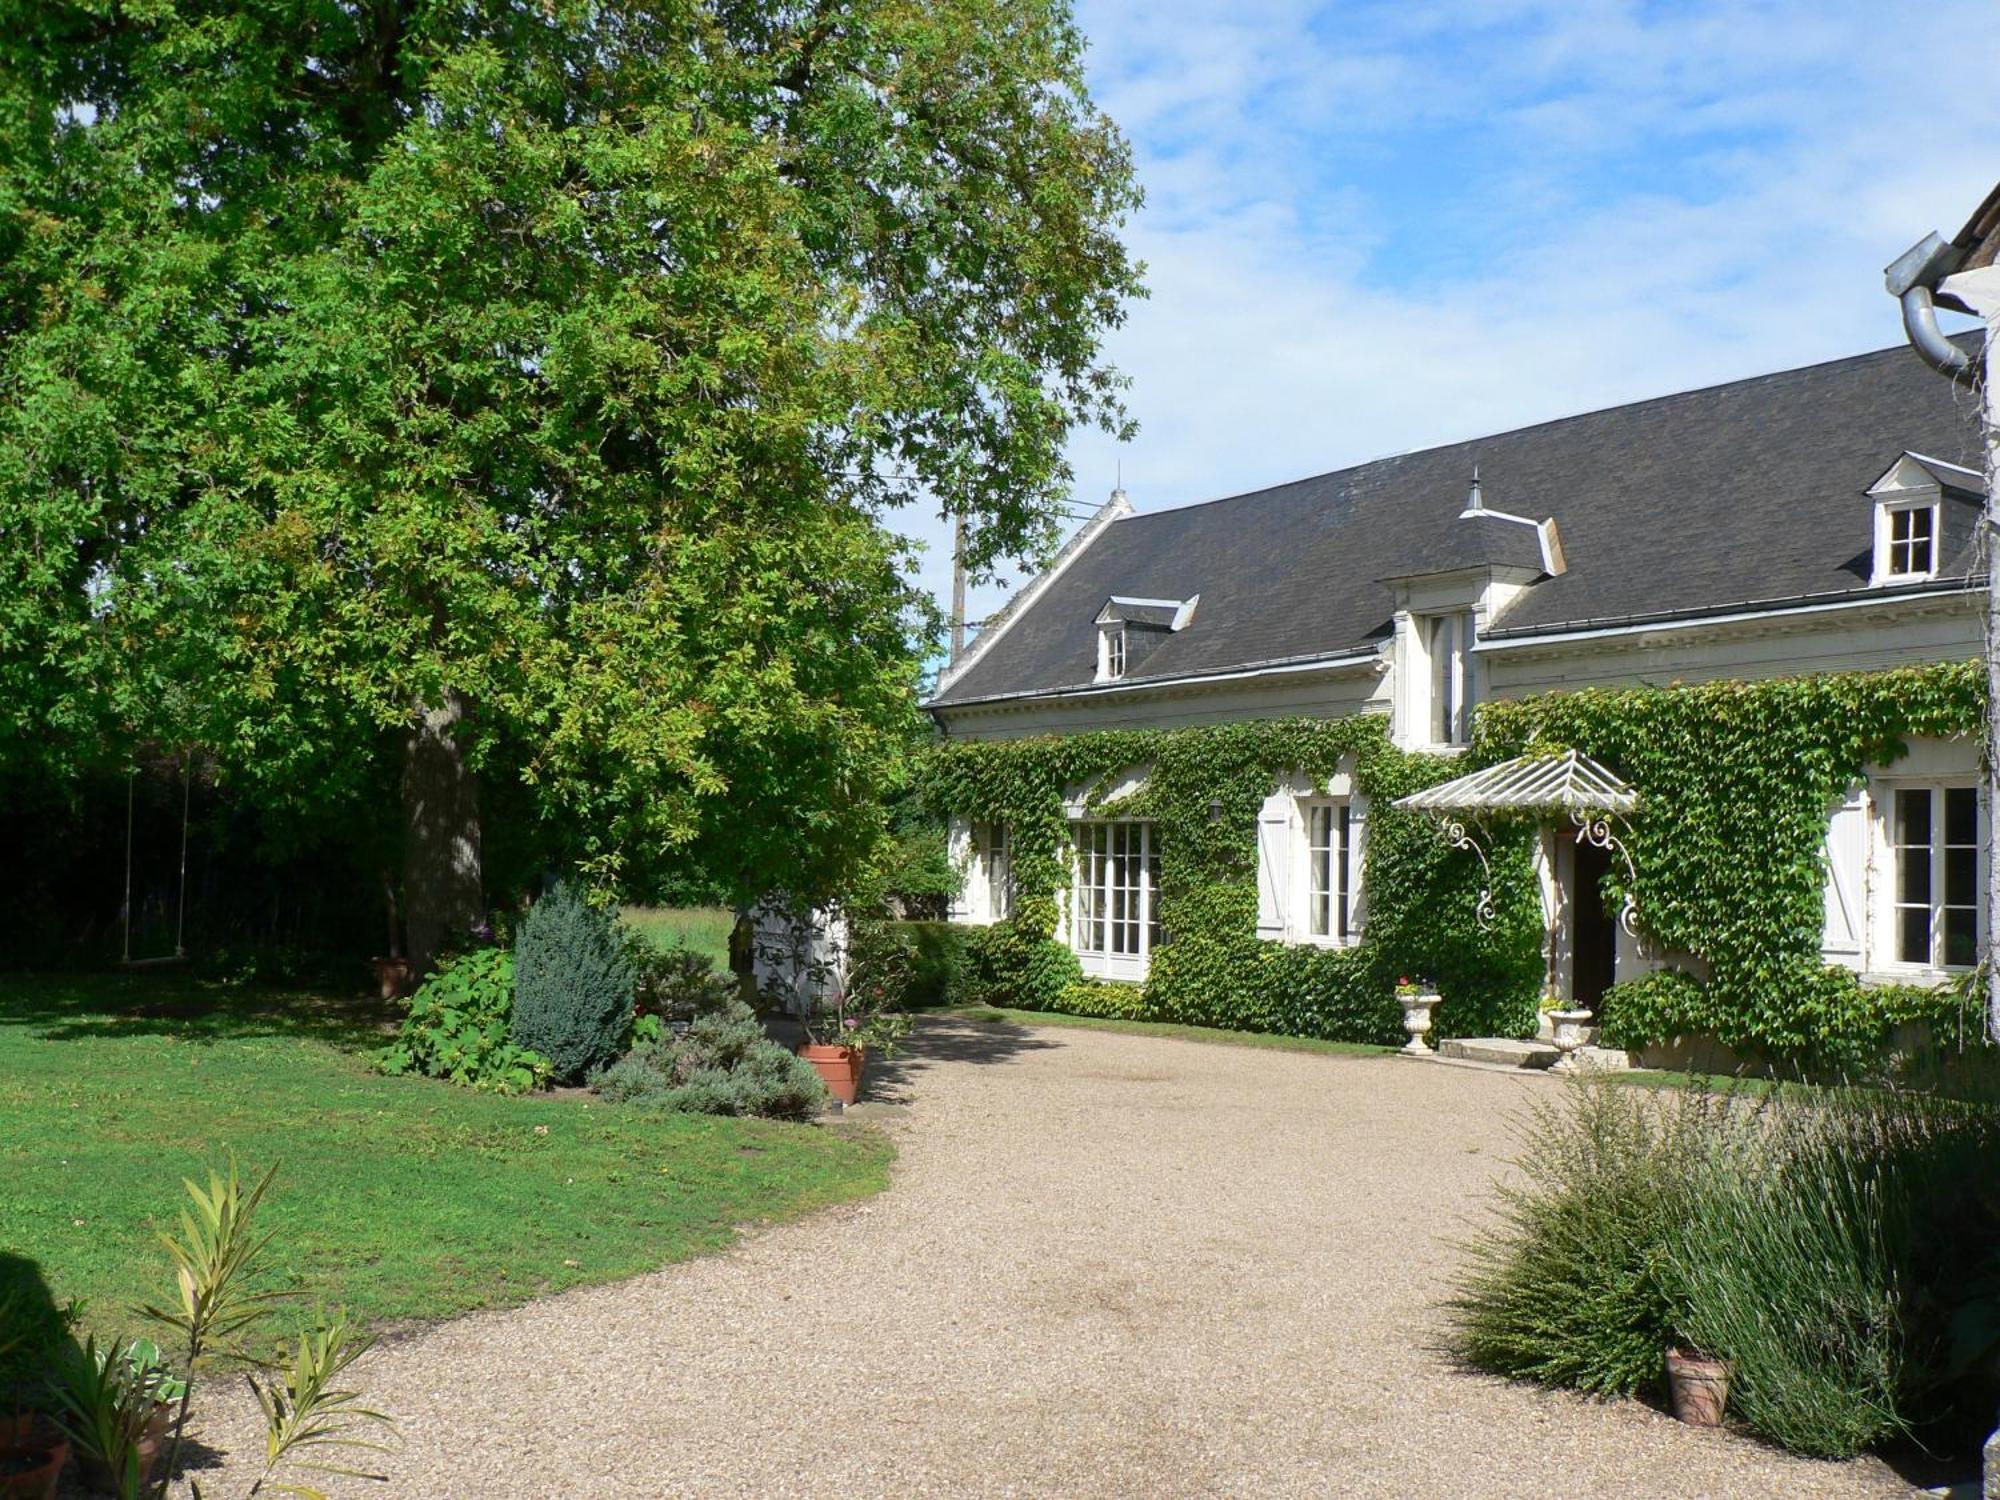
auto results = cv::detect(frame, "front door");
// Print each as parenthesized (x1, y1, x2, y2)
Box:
(1569, 836, 1618, 1012)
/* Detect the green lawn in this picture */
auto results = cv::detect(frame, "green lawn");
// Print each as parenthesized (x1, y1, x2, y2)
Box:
(0, 972, 888, 1351)
(950, 1005, 1399, 1058)
(621, 904, 735, 969)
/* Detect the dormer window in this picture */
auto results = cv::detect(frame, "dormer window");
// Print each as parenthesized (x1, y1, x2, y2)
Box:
(1421, 610, 1477, 746)
(1101, 625, 1127, 681)
(1876, 500, 1938, 582)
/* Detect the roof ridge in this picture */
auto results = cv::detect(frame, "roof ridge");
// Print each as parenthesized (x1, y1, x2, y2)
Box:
(1103, 333, 1984, 525)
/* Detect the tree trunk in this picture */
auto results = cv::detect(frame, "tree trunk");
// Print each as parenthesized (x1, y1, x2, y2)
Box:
(401, 689, 483, 974)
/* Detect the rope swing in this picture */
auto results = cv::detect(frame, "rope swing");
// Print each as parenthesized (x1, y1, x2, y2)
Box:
(119, 755, 193, 969)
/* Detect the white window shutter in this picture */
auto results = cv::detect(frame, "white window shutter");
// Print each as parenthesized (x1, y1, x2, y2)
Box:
(947, 818, 976, 923)
(1347, 798, 1369, 936)
(1256, 794, 1292, 939)
(1821, 786, 1866, 969)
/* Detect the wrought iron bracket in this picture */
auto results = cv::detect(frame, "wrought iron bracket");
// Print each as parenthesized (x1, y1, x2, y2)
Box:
(1441, 816, 1500, 929)
(1570, 808, 1645, 942)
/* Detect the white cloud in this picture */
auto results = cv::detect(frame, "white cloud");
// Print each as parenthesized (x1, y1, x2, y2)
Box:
(892, 0, 2000, 639)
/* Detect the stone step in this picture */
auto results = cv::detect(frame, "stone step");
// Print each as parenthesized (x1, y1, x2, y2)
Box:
(1439, 1037, 1559, 1069)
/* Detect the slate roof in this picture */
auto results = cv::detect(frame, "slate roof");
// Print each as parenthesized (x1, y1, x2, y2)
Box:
(931, 336, 1985, 707)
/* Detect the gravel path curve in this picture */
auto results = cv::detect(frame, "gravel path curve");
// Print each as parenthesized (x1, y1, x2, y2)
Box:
(184, 1016, 1921, 1498)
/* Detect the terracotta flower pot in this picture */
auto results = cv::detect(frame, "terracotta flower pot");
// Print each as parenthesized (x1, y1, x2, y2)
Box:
(798, 1043, 864, 1105)
(371, 956, 416, 1001)
(0, 1425, 68, 1500)
(1665, 1348, 1731, 1427)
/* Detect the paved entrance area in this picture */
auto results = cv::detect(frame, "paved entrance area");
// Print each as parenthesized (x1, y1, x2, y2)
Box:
(193, 1016, 1922, 1497)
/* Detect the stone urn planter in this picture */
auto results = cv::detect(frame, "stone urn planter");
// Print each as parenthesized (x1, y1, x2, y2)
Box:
(1548, 1008, 1594, 1073)
(1398, 990, 1440, 1055)
(798, 1043, 864, 1106)
(1665, 1348, 1731, 1427)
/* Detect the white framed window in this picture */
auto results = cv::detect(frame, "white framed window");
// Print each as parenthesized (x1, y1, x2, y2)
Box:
(977, 821, 1011, 921)
(1874, 500, 1939, 583)
(1099, 625, 1127, 681)
(1887, 783, 1979, 970)
(1069, 819, 1161, 977)
(1301, 800, 1354, 944)
(1415, 610, 1476, 746)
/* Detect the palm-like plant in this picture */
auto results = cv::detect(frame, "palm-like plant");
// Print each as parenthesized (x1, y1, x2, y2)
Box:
(55, 1159, 395, 1500)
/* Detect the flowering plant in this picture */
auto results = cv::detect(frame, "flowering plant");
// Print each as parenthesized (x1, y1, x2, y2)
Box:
(802, 925, 912, 1056)
(1394, 975, 1430, 999)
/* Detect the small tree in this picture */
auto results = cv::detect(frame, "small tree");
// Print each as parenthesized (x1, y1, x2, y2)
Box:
(511, 885, 634, 1083)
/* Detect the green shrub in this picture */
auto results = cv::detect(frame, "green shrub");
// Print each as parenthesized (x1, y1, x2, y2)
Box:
(512, 883, 635, 1084)
(591, 998, 827, 1120)
(624, 933, 740, 1023)
(1601, 967, 1991, 1077)
(377, 948, 549, 1094)
(956, 921, 1082, 1010)
(880, 920, 970, 1008)
(1456, 1079, 2000, 1465)
(1054, 979, 1147, 1019)
(1451, 1084, 1720, 1400)
(1665, 1089, 2000, 1459)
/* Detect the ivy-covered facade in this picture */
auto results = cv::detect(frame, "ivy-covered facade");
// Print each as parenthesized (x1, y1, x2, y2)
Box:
(923, 341, 1992, 1066)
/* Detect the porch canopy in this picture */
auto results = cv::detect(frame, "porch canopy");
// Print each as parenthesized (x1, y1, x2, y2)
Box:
(1393, 749, 1639, 818)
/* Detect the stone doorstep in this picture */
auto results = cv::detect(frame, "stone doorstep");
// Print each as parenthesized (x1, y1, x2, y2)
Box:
(1434, 1038, 1634, 1072)
(1440, 1037, 1558, 1069)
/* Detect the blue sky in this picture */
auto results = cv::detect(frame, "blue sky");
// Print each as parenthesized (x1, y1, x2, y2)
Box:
(895, 0, 2000, 634)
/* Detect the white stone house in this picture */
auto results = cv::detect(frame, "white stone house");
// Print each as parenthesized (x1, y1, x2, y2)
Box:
(926, 338, 1988, 1007)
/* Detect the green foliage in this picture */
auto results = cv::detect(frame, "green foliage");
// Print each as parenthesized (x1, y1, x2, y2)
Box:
(1455, 1080, 2000, 1464)
(1, 0, 1141, 908)
(1664, 1088, 2000, 1459)
(920, 717, 1542, 1041)
(591, 999, 828, 1121)
(958, 921, 1086, 1011)
(2, 972, 891, 1350)
(1052, 980, 1148, 1019)
(376, 949, 549, 1095)
(623, 935, 741, 1023)
(1451, 1085, 1715, 1400)
(925, 663, 1988, 1060)
(870, 921, 971, 1008)
(512, 885, 636, 1084)
(1601, 967, 1987, 1076)
(1478, 662, 1985, 1059)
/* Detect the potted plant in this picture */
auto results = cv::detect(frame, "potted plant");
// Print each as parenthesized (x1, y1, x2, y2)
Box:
(54, 1338, 183, 1497)
(797, 927, 913, 1106)
(0, 1288, 77, 1500)
(1664, 1346, 1732, 1426)
(1395, 976, 1440, 1055)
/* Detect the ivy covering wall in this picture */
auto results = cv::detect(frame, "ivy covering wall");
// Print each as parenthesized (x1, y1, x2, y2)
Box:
(1477, 659, 1987, 1065)
(921, 718, 1546, 1045)
(924, 660, 1990, 1066)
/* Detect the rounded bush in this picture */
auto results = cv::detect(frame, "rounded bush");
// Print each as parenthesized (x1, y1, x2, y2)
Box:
(511, 883, 635, 1083)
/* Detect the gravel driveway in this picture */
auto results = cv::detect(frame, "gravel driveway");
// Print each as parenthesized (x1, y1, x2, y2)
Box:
(186, 1016, 1922, 1498)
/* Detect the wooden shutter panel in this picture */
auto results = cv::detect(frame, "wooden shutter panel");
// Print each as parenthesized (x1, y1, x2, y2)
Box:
(1256, 794, 1292, 939)
(1821, 786, 1866, 969)
(1346, 798, 1369, 937)
(947, 818, 975, 923)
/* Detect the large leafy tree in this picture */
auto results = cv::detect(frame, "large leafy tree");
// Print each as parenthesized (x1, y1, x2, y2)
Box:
(0, 0, 1140, 963)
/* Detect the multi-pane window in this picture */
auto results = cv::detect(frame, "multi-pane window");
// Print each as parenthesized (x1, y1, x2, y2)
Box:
(1891, 785, 1978, 968)
(976, 822, 1011, 920)
(1423, 610, 1477, 745)
(1304, 802, 1353, 942)
(1102, 626, 1127, 680)
(1883, 505, 1936, 580)
(1071, 821, 1161, 960)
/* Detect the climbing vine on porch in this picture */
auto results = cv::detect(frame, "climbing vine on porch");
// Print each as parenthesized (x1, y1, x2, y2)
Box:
(919, 718, 1546, 1044)
(1475, 659, 1987, 1065)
